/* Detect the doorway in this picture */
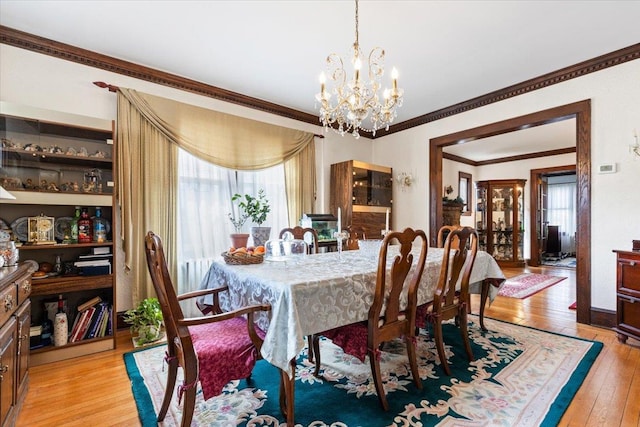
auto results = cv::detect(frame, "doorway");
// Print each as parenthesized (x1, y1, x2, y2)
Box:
(429, 100, 591, 324)
(529, 166, 577, 269)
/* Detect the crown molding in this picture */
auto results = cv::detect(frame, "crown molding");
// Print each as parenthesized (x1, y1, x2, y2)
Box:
(2, 25, 638, 139)
(443, 147, 577, 166)
(0, 25, 320, 126)
(378, 43, 640, 138)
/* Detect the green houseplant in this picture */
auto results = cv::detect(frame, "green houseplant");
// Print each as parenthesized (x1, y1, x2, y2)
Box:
(123, 297, 164, 346)
(230, 189, 272, 247)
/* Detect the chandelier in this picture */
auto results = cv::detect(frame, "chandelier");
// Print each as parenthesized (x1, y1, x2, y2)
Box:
(315, 0, 403, 139)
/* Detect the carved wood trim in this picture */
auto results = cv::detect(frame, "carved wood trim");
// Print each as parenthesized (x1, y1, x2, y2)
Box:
(443, 147, 577, 166)
(0, 25, 320, 126)
(430, 99, 592, 325)
(1, 25, 637, 140)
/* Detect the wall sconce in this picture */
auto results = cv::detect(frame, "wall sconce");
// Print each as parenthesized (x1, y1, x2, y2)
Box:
(630, 129, 639, 159)
(396, 172, 414, 190)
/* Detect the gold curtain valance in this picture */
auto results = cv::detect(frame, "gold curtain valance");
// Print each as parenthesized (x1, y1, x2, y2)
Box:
(118, 88, 314, 170)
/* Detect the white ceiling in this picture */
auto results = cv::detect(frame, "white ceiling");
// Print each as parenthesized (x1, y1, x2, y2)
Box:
(1, 1, 638, 157)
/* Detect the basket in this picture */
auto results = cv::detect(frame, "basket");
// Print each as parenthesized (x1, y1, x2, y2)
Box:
(222, 251, 264, 265)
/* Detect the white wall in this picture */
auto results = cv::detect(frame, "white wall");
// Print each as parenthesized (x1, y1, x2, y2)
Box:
(373, 59, 640, 311)
(2, 43, 639, 312)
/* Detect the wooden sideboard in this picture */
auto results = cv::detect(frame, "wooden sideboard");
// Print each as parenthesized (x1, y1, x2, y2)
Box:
(612, 250, 640, 344)
(0, 260, 36, 426)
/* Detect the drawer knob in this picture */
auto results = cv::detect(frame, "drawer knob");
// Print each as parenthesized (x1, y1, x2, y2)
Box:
(630, 261, 636, 267)
(0, 365, 8, 373)
(3, 295, 13, 312)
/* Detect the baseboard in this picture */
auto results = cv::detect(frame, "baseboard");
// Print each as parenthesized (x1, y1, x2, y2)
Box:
(590, 307, 616, 329)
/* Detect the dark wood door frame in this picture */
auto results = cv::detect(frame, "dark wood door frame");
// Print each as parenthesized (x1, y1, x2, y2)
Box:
(429, 99, 591, 324)
(529, 165, 577, 267)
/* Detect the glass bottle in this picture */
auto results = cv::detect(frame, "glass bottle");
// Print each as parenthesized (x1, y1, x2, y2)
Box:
(54, 294, 68, 346)
(54, 254, 63, 275)
(41, 303, 53, 346)
(93, 206, 107, 243)
(78, 207, 93, 243)
(70, 206, 81, 243)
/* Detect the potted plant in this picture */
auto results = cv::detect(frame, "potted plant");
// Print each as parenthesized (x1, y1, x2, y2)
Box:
(228, 196, 251, 248)
(231, 189, 272, 247)
(123, 297, 164, 347)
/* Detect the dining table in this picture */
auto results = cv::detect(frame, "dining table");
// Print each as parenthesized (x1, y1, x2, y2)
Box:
(198, 245, 505, 376)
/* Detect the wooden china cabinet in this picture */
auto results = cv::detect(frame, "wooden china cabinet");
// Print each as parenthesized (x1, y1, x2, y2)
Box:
(475, 179, 526, 267)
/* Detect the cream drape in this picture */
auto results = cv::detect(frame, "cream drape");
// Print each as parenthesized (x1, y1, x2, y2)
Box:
(117, 88, 315, 302)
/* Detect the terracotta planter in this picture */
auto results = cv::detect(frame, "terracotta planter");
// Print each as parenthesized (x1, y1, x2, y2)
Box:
(230, 233, 250, 248)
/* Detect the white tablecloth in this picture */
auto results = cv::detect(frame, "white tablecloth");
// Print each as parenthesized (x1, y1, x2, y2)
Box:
(199, 247, 504, 374)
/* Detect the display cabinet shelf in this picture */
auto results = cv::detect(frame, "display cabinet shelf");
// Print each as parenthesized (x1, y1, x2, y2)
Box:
(0, 107, 116, 366)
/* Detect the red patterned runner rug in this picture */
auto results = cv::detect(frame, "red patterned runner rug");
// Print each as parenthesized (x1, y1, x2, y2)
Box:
(498, 273, 567, 299)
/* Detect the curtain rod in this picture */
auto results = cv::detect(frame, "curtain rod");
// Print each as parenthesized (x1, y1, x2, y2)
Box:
(93, 81, 325, 139)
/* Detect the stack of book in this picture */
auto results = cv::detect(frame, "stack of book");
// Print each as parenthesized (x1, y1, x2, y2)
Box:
(74, 247, 112, 275)
(69, 296, 112, 342)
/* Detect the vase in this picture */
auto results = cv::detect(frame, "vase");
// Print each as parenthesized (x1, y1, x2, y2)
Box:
(250, 226, 271, 247)
(230, 233, 250, 249)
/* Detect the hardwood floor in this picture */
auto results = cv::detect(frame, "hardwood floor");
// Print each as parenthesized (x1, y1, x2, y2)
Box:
(16, 265, 640, 426)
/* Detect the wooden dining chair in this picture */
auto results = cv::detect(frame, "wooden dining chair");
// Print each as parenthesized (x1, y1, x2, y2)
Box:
(279, 226, 319, 254)
(437, 225, 461, 248)
(418, 226, 478, 376)
(144, 231, 272, 427)
(343, 225, 366, 250)
(311, 227, 428, 411)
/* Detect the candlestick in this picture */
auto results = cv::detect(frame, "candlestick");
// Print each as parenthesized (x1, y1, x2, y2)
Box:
(385, 208, 390, 232)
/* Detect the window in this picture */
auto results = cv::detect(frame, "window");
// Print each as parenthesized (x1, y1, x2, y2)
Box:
(458, 171, 472, 215)
(176, 148, 289, 307)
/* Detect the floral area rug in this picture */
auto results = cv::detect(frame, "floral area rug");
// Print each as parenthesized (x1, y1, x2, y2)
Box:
(124, 315, 601, 426)
(497, 273, 567, 299)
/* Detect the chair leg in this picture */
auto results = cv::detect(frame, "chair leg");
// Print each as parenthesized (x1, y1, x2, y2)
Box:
(180, 379, 197, 427)
(405, 336, 422, 390)
(158, 356, 178, 421)
(368, 347, 389, 411)
(279, 361, 296, 425)
(459, 309, 474, 362)
(312, 335, 322, 377)
(433, 320, 451, 376)
(307, 334, 314, 363)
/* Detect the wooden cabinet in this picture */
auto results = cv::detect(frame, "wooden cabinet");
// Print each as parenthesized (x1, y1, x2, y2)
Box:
(0, 261, 37, 427)
(475, 179, 526, 267)
(0, 109, 117, 366)
(613, 250, 640, 344)
(330, 160, 392, 239)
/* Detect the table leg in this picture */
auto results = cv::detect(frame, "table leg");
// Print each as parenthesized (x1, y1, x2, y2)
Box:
(279, 359, 296, 425)
(480, 279, 489, 332)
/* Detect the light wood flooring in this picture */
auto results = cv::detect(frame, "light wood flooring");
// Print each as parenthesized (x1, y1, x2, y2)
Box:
(16, 265, 640, 426)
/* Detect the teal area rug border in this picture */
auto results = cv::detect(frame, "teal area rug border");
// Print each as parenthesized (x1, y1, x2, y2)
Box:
(480, 316, 603, 426)
(123, 319, 603, 426)
(123, 343, 166, 427)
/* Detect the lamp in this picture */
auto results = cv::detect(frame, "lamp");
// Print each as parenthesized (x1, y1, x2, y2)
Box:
(316, 0, 403, 139)
(630, 129, 639, 158)
(0, 185, 16, 200)
(396, 172, 413, 190)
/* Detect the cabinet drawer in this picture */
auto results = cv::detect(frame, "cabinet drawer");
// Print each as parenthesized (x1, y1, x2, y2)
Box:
(15, 276, 31, 307)
(617, 258, 640, 297)
(617, 294, 640, 337)
(0, 285, 18, 327)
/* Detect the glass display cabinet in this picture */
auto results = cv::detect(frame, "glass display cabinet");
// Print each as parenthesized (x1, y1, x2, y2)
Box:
(330, 160, 392, 239)
(475, 179, 526, 267)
